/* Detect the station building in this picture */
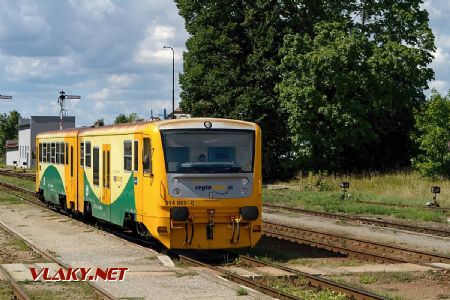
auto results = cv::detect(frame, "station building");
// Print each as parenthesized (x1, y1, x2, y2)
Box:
(6, 116, 75, 168)
(5, 140, 19, 166)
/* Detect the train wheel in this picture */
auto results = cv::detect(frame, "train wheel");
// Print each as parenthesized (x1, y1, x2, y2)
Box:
(135, 222, 148, 238)
(82, 202, 92, 223)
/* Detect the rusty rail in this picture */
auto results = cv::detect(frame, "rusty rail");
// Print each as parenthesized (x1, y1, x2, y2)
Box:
(264, 203, 450, 237)
(0, 169, 36, 181)
(263, 222, 450, 265)
(239, 255, 388, 300)
(0, 265, 31, 300)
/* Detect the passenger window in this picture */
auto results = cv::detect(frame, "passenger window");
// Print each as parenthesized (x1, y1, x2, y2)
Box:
(46, 143, 50, 162)
(60, 142, 65, 165)
(93, 147, 99, 185)
(56, 143, 60, 164)
(43, 143, 47, 163)
(51, 143, 56, 163)
(134, 141, 139, 172)
(65, 143, 69, 165)
(80, 142, 84, 166)
(143, 138, 152, 174)
(85, 142, 91, 167)
(39, 143, 43, 163)
(124, 141, 132, 171)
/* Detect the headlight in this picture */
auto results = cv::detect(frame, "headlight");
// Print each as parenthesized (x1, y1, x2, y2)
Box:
(241, 188, 248, 195)
(242, 177, 249, 185)
(173, 178, 179, 184)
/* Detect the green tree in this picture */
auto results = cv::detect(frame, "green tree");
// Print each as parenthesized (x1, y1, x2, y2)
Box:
(175, 0, 348, 178)
(412, 91, 450, 178)
(114, 113, 128, 124)
(278, 1, 434, 171)
(0, 110, 20, 155)
(114, 113, 139, 124)
(94, 118, 104, 127)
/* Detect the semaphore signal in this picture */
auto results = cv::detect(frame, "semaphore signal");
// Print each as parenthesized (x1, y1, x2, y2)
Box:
(58, 90, 80, 130)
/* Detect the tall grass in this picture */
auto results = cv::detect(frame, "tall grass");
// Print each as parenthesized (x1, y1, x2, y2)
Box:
(278, 172, 450, 207)
(264, 172, 450, 223)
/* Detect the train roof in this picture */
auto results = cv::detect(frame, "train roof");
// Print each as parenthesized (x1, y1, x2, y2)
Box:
(36, 118, 258, 139)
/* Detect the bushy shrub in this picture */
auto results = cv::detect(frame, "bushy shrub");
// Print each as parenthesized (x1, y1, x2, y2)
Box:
(412, 90, 450, 178)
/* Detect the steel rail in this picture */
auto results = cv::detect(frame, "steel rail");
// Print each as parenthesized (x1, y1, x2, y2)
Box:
(263, 222, 450, 265)
(0, 265, 31, 300)
(0, 180, 379, 300)
(2, 180, 449, 300)
(263, 203, 450, 237)
(0, 170, 36, 181)
(238, 255, 388, 300)
(0, 185, 115, 300)
(178, 255, 302, 300)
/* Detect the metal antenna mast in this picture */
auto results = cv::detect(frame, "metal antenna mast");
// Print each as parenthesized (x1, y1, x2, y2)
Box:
(58, 90, 80, 130)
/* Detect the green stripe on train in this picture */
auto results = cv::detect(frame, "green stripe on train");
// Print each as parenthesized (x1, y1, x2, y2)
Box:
(40, 165, 65, 205)
(83, 172, 136, 226)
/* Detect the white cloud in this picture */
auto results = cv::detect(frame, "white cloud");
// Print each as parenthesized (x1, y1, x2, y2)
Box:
(6, 57, 43, 78)
(422, 1, 442, 17)
(87, 88, 110, 110)
(429, 80, 449, 93)
(135, 25, 182, 64)
(108, 74, 134, 87)
(4, 55, 76, 80)
(68, 0, 117, 20)
(431, 47, 450, 69)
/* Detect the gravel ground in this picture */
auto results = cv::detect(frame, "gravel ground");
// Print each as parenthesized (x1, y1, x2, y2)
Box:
(0, 202, 259, 300)
(264, 208, 450, 256)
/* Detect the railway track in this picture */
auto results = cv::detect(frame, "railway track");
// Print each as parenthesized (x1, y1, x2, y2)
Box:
(0, 169, 36, 181)
(0, 183, 114, 300)
(0, 181, 387, 300)
(238, 255, 388, 300)
(264, 203, 450, 238)
(0, 264, 31, 300)
(263, 221, 450, 265)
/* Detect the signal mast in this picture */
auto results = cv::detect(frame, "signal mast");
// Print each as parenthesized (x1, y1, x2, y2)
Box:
(58, 90, 80, 130)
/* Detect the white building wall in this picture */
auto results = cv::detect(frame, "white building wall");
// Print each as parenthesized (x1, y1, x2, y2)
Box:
(18, 128, 31, 168)
(6, 150, 19, 166)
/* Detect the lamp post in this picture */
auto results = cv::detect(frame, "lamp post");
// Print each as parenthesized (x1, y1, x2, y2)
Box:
(163, 46, 175, 118)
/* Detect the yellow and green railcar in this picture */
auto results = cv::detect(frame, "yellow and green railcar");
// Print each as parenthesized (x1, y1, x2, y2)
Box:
(36, 118, 262, 249)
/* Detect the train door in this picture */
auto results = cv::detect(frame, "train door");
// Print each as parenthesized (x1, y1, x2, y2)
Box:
(102, 144, 111, 221)
(141, 135, 153, 218)
(77, 140, 84, 212)
(134, 137, 143, 222)
(65, 139, 76, 210)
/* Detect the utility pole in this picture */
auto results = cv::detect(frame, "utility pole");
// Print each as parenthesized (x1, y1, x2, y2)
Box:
(58, 90, 80, 130)
(163, 46, 175, 118)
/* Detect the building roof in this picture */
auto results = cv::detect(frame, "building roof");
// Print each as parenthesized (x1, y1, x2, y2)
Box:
(5, 139, 18, 149)
(30, 116, 75, 122)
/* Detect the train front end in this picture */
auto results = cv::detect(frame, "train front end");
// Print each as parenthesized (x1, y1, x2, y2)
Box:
(157, 119, 262, 249)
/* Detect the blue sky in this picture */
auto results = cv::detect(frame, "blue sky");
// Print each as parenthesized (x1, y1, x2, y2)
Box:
(0, 0, 449, 126)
